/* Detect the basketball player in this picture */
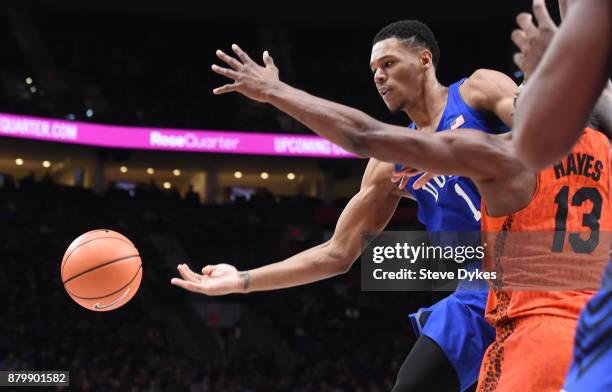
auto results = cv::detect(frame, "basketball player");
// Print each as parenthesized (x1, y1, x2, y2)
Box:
(174, 20, 518, 391)
(509, 0, 612, 390)
(203, 14, 611, 391)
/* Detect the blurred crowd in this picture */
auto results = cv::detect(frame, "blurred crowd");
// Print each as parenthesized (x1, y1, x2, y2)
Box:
(0, 5, 516, 134)
(0, 175, 442, 391)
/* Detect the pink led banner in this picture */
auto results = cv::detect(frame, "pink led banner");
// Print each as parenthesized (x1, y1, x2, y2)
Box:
(0, 113, 356, 158)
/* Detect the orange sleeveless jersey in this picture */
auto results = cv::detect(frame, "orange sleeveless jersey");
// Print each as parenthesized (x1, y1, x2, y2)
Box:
(481, 128, 612, 325)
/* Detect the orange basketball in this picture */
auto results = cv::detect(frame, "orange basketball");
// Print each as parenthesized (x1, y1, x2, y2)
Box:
(61, 229, 142, 311)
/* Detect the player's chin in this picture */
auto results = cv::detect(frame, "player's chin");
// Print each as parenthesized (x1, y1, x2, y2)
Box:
(387, 103, 402, 114)
(383, 98, 401, 114)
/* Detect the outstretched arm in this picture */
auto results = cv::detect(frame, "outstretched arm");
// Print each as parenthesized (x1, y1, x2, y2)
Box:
(212, 45, 385, 158)
(512, 0, 612, 170)
(171, 159, 401, 295)
(211, 45, 521, 180)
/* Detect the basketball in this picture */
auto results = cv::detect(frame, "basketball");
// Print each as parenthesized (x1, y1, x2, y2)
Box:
(61, 230, 143, 312)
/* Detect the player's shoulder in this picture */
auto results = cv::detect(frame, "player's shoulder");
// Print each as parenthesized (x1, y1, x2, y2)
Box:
(460, 69, 518, 108)
(464, 69, 515, 89)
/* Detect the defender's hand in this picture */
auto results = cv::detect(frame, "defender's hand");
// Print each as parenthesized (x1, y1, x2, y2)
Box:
(511, 0, 558, 81)
(171, 263, 248, 296)
(212, 44, 280, 103)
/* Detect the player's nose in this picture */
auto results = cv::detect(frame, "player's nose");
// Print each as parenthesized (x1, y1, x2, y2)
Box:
(373, 68, 386, 85)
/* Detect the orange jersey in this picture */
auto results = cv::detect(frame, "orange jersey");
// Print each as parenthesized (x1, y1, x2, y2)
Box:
(481, 128, 612, 325)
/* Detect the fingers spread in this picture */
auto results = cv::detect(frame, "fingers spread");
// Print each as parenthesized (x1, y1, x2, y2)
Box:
(513, 52, 525, 71)
(231, 44, 254, 65)
(516, 13, 537, 35)
(213, 84, 237, 95)
(511, 29, 528, 51)
(263, 50, 276, 68)
(211, 64, 239, 80)
(216, 49, 243, 70)
(532, 0, 553, 27)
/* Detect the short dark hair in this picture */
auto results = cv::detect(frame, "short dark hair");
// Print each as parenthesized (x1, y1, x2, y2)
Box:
(373, 20, 440, 68)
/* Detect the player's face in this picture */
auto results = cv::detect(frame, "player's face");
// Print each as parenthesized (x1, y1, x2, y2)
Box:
(370, 38, 425, 113)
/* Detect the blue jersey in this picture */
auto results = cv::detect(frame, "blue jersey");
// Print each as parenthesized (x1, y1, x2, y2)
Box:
(398, 78, 509, 233)
(403, 78, 509, 391)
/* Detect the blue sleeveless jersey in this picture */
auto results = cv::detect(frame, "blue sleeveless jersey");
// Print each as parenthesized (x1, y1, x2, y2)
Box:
(397, 78, 509, 233)
(403, 78, 509, 392)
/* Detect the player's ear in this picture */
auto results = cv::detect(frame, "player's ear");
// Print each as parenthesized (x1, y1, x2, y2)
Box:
(419, 49, 433, 69)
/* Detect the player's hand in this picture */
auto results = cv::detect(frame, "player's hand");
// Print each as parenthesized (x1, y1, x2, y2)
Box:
(211, 44, 280, 103)
(511, 0, 558, 81)
(391, 166, 422, 189)
(391, 166, 437, 190)
(412, 172, 437, 190)
(171, 263, 248, 296)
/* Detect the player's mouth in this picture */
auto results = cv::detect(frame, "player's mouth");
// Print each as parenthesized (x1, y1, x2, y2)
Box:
(379, 87, 392, 99)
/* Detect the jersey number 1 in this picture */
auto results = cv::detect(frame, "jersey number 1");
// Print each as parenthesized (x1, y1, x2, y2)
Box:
(454, 183, 481, 222)
(552, 186, 602, 253)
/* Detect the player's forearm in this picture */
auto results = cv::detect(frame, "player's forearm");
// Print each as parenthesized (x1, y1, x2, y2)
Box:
(266, 82, 382, 157)
(267, 83, 446, 164)
(241, 242, 353, 293)
(264, 83, 482, 175)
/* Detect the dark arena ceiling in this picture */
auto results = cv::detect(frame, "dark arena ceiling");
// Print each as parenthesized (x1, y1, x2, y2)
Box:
(19, 0, 545, 24)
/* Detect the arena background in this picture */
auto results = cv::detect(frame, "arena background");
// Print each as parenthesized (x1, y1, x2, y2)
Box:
(0, 1, 552, 391)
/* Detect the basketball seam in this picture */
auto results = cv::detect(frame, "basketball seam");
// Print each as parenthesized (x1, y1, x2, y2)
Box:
(65, 264, 142, 300)
(62, 234, 134, 267)
(62, 254, 140, 284)
(61, 235, 135, 277)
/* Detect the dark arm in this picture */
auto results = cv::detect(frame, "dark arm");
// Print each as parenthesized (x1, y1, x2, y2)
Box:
(512, 0, 612, 170)
(264, 82, 519, 180)
(212, 45, 522, 181)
